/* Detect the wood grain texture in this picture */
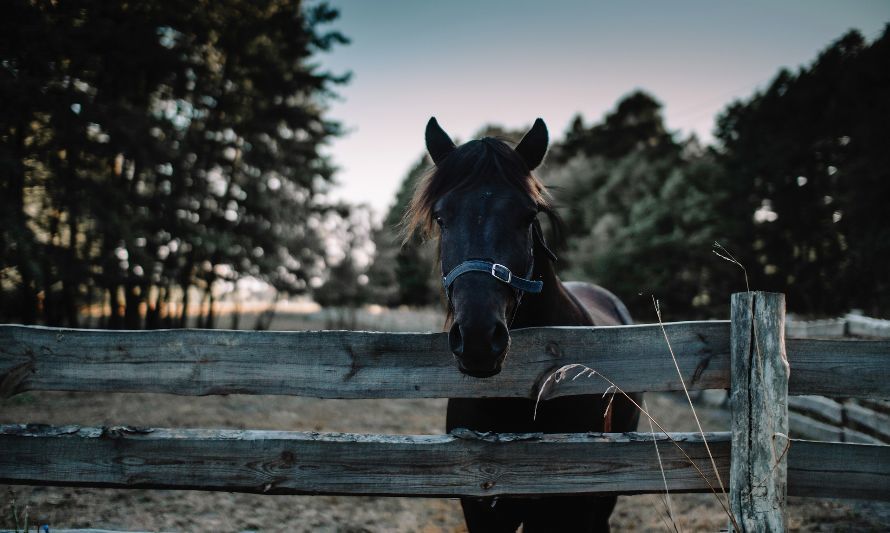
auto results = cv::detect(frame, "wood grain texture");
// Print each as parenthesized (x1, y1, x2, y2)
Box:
(0, 424, 730, 497)
(3, 323, 888, 400)
(0, 322, 731, 399)
(786, 337, 890, 399)
(730, 292, 789, 532)
(788, 439, 890, 501)
(3, 423, 886, 502)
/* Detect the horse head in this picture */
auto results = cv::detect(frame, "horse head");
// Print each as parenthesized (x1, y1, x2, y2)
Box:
(406, 117, 557, 377)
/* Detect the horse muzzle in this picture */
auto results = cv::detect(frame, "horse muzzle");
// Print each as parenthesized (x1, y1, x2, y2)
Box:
(448, 320, 510, 378)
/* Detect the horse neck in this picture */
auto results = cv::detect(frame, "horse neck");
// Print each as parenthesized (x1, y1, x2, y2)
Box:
(510, 245, 592, 328)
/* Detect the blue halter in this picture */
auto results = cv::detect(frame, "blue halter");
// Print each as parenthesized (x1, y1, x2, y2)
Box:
(442, 259, 543, 294)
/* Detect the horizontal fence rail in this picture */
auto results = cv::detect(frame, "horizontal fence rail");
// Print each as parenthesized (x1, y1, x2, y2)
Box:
(1, 424, 729, 497)
(0, 322, 733, 399)
(787, 313, 890, 339)
(786, 338, 890, 399)
(789, 395, 890, 444)
(2, 324, 890, 400)
(2, 424, 887, 501)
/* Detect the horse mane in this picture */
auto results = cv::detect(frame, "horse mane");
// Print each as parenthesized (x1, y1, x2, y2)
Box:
(402, 137, 562, 244)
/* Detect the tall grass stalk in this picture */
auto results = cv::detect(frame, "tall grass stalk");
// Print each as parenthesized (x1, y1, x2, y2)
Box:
(652, 296, 729, 510)
(535, 364, 741, 531)
(645, 398, 679, 533)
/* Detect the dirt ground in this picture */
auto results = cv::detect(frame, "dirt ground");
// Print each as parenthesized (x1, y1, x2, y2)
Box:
(2, 308, 888, 532)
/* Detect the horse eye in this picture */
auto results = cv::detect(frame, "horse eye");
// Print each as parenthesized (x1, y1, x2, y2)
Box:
(435, 216, 445, 228)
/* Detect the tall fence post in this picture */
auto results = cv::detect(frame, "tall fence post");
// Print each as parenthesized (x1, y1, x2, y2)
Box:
(730, 292, 789, 532)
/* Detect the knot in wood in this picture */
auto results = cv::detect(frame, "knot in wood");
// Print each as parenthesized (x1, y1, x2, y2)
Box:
(480, 480, 496, 490)
(545, 342, 562, 359)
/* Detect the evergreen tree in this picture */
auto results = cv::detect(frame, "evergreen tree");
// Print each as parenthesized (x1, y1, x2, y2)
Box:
(544, 92, 730, 319)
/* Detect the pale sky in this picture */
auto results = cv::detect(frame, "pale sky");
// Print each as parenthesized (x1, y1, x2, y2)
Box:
(316, 1, 890, 216)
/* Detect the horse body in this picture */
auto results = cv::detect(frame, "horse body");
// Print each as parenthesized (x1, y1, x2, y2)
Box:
(446, 244, 641, 533)
(408, 117, 640, 532)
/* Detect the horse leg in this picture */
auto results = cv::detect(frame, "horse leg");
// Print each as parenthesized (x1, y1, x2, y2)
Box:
(521, 495, 617, 533)
(459, 497, 524, 533)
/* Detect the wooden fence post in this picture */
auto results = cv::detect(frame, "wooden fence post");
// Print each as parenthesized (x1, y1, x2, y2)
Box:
(730, 292, 789, 532)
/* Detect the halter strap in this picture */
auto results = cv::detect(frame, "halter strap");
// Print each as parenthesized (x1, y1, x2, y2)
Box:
(442, 260, 543, 294)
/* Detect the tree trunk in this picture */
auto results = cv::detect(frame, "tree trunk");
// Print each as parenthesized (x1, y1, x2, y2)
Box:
(107, 285, 123, 329)
(11, 120, 38, 324)
(179, 280, 190, 329)
(60, 148, 81, 328)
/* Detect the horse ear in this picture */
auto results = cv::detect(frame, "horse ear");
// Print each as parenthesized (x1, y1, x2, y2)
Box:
(515, 118, 549, 170)
(425, 117, 456, 165)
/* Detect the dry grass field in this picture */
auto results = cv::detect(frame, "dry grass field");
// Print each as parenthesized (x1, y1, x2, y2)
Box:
(2, 307, 888, 532)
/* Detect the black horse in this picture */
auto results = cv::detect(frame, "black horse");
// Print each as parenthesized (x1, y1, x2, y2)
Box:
(404, 117, 641, 532)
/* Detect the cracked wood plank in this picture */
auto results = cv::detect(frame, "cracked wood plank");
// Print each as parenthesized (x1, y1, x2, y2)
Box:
(0, 322, 730, 399)
(0, 423, 729, 497)
(2, 424, 886, 501)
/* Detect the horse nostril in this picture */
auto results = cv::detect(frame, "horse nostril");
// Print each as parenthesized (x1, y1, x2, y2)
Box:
(448, 322, 464, 356)
(491, 321, 509, 356)
(449, 321, 509, 361)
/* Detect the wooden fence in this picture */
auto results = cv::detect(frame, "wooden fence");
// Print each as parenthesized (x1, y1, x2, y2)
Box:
(1, 292, 889, 531)
(786, 313, 890, 445)
(787, 312, 890, 339)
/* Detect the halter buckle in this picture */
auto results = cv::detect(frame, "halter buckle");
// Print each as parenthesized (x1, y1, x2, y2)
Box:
(491, 263, 512, 284)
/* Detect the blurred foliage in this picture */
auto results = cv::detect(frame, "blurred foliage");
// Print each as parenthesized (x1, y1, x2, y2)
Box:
(372, 155, 440, 307)
(0, 0, 349, 327)
(370, 27, 889, 319)
(544, 91, 733, 319)
(313, 204, 374, 327)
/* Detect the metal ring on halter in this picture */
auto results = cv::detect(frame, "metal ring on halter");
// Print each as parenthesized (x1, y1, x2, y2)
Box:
(490, 263, 511, 284)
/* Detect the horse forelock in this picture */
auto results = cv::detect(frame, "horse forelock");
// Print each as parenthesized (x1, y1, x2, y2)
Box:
(402, 137, 552, 244)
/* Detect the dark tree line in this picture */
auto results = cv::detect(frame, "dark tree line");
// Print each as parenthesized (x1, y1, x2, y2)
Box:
(370, 27, 890, 319)
(0, 0, 349, 328)
(715, 29, 890, 316)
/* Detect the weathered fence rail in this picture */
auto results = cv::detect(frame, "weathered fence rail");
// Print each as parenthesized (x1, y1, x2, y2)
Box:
(3, 424, 886, 502)
(2, 292, 889, 531)
(1, 426, 730, 497)
(0, 321, 733, 398)
(787, 312, 890, 339)
(3, 322, 888, 399)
